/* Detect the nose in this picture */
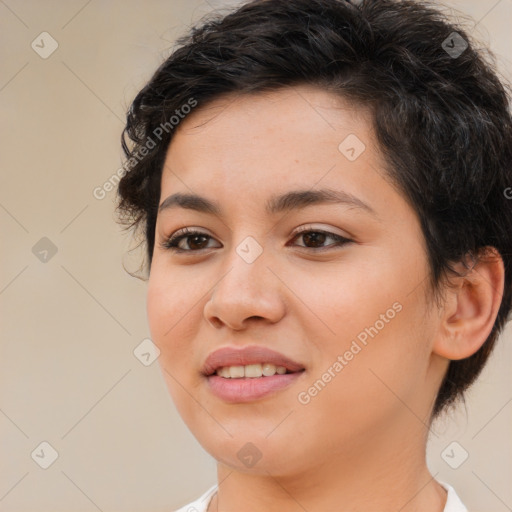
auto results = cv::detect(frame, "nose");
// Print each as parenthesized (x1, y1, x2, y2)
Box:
(203, 241, 286, 331)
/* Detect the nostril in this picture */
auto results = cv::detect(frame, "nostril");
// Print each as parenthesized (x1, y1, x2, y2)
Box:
(208, 317, 223, 329)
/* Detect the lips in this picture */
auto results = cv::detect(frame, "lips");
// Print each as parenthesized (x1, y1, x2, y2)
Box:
(201, 346, 306, 403)
(202, 345, 305, 376)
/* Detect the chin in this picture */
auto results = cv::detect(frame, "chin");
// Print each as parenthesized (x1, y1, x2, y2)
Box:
(195, 428, 311, 477)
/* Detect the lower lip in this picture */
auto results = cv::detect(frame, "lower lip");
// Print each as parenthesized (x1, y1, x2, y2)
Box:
(206, 372, 305, 403)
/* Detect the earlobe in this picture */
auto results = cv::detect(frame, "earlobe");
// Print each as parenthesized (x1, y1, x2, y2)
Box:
(432, 247, 505, 361)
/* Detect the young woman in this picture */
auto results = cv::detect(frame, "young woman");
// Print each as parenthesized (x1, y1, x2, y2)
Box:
(116, 0, 512, 510)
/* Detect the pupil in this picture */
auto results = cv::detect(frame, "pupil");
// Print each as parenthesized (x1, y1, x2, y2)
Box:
(189, 235, 207, 250)
(304, 232, 326, 248)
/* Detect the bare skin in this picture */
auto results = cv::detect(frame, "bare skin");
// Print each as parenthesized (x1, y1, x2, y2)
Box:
(146, 85, 504, 512)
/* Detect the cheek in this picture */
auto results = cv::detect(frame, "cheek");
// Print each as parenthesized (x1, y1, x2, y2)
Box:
(284, 256, 408, 347)
(147, 263, 196, 336)
(295, 249, 432, 400)
(333, 289, 432, 415)
(146, 277, 171, 342)
(147, 274, 203, 417)
(146, 271, 196, 369)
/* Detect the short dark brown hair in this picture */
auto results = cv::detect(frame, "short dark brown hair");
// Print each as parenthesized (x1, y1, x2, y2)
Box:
(116, 0, 512, 419)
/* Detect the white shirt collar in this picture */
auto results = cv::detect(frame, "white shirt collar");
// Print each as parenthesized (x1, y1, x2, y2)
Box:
(175, 480, 468, 512)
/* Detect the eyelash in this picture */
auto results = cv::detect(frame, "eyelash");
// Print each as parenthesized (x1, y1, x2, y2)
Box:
(160, 226, 352, 253)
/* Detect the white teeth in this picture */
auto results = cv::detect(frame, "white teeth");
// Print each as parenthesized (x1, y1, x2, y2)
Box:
(229, 366, 245, 378)
(245, 364, 263, 378)
(218, 367, 231, 378)
(215, 363, 289, 378)
(262, 363, 276, 376)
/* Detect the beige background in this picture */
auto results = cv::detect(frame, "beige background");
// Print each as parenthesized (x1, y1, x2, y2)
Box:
(1, 1, 511, 510)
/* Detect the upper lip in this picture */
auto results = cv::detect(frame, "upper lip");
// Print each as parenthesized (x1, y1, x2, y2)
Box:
(202, 345, 305, 376)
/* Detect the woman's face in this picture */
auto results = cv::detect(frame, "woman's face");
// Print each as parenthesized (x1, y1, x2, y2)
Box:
(147, 85, 447, 476)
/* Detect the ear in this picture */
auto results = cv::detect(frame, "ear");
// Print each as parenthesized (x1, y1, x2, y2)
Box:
(432, 247, 505, 360)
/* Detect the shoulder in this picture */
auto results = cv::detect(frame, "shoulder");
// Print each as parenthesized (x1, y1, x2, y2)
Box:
(173, 484, 218, 512)
(438, 481, 469, 512)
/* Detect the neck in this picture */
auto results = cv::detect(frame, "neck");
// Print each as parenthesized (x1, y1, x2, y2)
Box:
(208, 420, 447, 512)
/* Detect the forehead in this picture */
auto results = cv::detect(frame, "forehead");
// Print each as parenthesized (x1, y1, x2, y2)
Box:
(170, 86, 373, 151)
(164, 86, 377, 178)
(158, 85, 409, 223)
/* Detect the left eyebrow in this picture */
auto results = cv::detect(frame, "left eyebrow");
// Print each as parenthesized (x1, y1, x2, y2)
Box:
(158, 188, 379, 218)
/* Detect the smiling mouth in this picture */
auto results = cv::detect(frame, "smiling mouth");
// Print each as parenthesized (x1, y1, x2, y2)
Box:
(205, 364, 306, 403)
(211, 363, 305, 379)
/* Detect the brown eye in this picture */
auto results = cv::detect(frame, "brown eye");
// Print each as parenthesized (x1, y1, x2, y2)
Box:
(300, 231, 327, 248)
(182, 233, 210, 250)
(160, 227, 352, 253)
(291, 229, 352, 250)
(161, 228, 220, 252)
